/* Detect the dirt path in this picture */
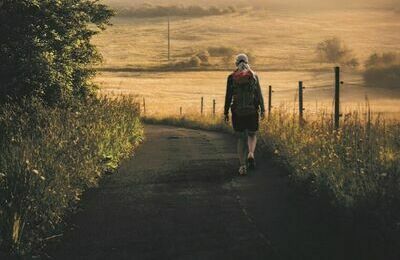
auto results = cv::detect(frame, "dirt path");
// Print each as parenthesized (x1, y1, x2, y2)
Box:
(45, 125, 382, 260)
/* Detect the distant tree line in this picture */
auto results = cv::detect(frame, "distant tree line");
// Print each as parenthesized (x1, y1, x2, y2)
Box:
(115, 4, 238, 18)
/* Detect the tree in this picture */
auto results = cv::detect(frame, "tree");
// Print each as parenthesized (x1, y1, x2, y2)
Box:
(0, 0, 114, 104)
(316, 37, 359, 68)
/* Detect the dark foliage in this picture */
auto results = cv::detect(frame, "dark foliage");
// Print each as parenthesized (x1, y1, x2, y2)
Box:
(363, 52, 400, 89)
(0, 0, 114, 104)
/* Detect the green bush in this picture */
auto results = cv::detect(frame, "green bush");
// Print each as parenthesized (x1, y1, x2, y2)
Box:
(0, 97, 143, 255)
(0, 0, 113, 104)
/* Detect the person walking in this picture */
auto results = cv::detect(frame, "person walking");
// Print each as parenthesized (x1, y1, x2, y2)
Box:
(224, 54, 265, 176)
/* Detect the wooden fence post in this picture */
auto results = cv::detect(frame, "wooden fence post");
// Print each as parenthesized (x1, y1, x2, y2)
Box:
(299, 81, 304, 124)
(143, 97, 146, 116)
(268, 85, 272, 118)
(201, 97, 204, 115)
(334, 67, 341, 129)
(212, 99, 216, 117)
(180, 106, 182, 116)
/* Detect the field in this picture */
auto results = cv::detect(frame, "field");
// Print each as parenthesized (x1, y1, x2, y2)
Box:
(94, 8, 400, 116)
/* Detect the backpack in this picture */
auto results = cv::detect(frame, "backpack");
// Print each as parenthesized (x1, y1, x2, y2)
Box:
(232, 70, 258, 116)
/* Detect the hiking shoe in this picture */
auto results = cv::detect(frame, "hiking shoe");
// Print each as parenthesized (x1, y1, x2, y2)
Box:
(239, 165, 247, 176)
(247, 157, 256, 170)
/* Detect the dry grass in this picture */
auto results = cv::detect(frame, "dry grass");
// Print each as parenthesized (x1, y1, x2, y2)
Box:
(93, 8, 400, 117)
(94, 9, 400, 70)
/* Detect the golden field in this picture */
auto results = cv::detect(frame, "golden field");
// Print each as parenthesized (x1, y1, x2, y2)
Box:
(93, 8, 400, 116)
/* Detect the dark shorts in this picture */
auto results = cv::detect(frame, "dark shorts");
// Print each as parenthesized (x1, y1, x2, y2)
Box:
(232, 112, 259, 132)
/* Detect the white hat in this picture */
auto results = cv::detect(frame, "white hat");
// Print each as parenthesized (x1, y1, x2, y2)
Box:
(235, 53, 249, 66)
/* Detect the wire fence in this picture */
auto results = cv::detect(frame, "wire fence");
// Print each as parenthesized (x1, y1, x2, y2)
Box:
(140, 67, 399, 123)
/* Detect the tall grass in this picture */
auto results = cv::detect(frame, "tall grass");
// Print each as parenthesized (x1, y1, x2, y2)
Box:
(261, 110, 400, 220)
(145, 109, 400, 227)
(0, 97, 143, 255)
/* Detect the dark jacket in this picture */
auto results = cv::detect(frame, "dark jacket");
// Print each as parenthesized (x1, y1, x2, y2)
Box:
(224, 71, 265, 115)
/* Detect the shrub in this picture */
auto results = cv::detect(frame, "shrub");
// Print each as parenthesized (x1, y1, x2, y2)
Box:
(0, 97, 143, 255)
(196, 51, 211, 64)
(169, 51, 212, 69)
(363, 52, 400, 88)
(188, 56, 202, 67)
(207, 46, 256, 66)
(365, 52, 399, 68)
(316, 37, 359, 68)
(207, 46, 236, 57)
(169, 56, 201, 69)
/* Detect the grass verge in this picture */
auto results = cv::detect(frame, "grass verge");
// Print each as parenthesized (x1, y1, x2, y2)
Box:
(0, 97, 143, 256)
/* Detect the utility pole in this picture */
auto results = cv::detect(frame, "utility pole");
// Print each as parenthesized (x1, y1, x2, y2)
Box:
(168, 15, 170, 61)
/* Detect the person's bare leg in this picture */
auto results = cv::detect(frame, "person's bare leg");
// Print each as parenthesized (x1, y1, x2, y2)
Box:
(237, 132, 247, 166)
(247, 132, 257, 159)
